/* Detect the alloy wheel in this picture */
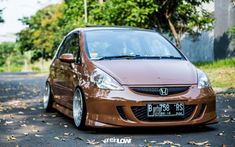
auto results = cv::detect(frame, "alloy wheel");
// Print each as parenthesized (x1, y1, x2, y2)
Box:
(43, 83, 50, 109)
(73, 89, 84, 127)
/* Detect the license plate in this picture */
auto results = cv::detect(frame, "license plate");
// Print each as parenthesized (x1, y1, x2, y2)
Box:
(147, 103, 184, 117)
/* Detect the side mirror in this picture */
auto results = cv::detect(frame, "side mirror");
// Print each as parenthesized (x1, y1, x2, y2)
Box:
(59, 53, 75, 63)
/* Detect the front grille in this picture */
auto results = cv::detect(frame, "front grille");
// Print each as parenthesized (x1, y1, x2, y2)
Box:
(131, 105, 195, 121)
(130, 87, 189, 96)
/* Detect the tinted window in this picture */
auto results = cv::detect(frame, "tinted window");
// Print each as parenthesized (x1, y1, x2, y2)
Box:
(58, 34, 80, 62)
(84, 30, 183, 60)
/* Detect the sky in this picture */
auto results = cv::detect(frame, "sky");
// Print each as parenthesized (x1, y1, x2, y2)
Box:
(0, 0, 61, 42)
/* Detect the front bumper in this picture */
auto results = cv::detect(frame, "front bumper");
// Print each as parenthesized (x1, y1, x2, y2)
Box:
(84, 85, 217, 128)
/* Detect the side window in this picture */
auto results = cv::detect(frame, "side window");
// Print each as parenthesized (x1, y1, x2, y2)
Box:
(58, 33, 80, 63)
(69, 34, 80, 63)
(56, 38, 66, 58)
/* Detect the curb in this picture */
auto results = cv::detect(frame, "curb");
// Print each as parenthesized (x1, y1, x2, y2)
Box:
(213, 88, 235, 94)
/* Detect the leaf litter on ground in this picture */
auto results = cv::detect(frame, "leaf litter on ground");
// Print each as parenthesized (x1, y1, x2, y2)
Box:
(4, 121, 14, 125)
(144, 139, 181, 147)
(64, 132, 70, 136)
(35, 134, 42, 137)
(217, 131, 225, 136)
(188, 140, 210, 146)
(18, 111, 24, 115)
(30, 107, 36, 111)
(20, 124, 27, 127)
(157, 140, 181, 146)
(54, 136, 60, 140)
(86, 139, 99, 145)
(7, 135, 16, 141)
(74, 136, 83, 141)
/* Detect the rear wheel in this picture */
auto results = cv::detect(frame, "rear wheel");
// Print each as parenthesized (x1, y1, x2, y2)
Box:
(43, 82, 54, 111)
(73, 88, 86, 129)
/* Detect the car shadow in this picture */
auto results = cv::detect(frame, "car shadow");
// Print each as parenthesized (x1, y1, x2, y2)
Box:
(85, 124, 218, 135)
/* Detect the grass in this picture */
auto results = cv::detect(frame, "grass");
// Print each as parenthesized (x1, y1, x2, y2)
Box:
(0, 60, 51, 73)
(195, 58, 235, 88)
(0, 64, 22, 72)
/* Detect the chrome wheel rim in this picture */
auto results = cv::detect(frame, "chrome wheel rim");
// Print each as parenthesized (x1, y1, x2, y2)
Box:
(43, 83, 50, 109)
(73, 89, 83, 127)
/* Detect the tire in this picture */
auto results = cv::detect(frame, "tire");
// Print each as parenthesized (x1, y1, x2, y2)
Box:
(73, 88, 86, 129)
(43, 82, 54, 112)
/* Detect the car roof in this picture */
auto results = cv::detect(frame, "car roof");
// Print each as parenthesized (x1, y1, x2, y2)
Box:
(68, 26, 155, 35)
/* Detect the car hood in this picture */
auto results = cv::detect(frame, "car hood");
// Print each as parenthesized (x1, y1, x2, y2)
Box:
(92, 60, 197, 85)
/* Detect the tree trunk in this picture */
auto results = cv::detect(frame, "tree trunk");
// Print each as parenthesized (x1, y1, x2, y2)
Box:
(166, 14, 181, 49)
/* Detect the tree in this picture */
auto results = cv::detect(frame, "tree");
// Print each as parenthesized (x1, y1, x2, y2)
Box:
(17, 0, 96, 61)
(89, 0, 214, 48)
(17, 4, 64, 61)
(155, 0, 214, 48)
(17, 0, 214, 62)
(0, 9, 4, 23)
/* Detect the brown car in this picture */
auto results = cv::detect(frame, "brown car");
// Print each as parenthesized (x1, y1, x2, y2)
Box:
(44, 26, 217, 128)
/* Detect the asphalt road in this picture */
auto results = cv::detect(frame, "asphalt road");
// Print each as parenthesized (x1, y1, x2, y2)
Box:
(0, 73, 234, 147)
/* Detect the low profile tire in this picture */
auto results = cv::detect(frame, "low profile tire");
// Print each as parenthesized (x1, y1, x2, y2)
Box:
(73, 88, 86, 129)
(43, 82, 54, 112)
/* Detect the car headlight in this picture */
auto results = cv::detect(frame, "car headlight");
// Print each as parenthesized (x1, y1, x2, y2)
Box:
(197, 68, 210, 89)
(90, 68, 124, 90)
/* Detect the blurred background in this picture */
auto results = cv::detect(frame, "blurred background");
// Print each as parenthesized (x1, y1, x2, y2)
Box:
(0, 0, 234, 89)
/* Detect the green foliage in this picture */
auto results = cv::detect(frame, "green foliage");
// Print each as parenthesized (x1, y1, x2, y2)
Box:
(0, 42, 16, 66)
(89, 0, 213, 47)
(0, 64, 22, 72)
(17, 4, 64, 61)
(229, 25, 235, 48)
(173, 1, 214, 34)
(17, 0, 214, 61)
(0, 9, 4, 23)
(229, 25, 235, 38)
(0, 42, 26, 72)
(0, 42, 51, 73)
(89, 0, 159, 28)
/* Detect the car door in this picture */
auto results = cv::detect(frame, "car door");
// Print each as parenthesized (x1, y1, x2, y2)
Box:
(52, 35, 76, 107)
(57, 33, 81, 109)
(50, 37, 68, 104)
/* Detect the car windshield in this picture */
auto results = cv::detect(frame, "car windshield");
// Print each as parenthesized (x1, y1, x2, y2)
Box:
(84, 29, 184, 60)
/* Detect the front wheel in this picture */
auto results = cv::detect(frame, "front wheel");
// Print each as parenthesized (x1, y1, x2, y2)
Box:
(73, 88, 86, 128)
(43, 82, 54, 111)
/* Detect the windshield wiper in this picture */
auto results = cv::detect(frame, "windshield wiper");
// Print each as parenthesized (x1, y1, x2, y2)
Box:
(96, 55, 182, 60)
(97, 55, 141, 60)
(160, 56, 182, 60)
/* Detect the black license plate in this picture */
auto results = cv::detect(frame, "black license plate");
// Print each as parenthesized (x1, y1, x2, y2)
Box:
(147, 103, 184, 117)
